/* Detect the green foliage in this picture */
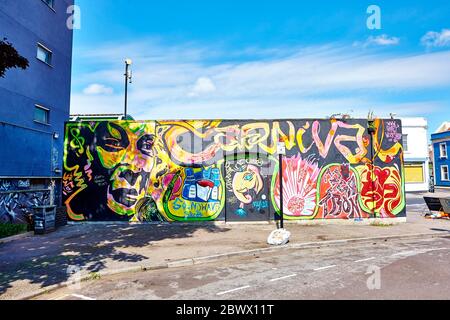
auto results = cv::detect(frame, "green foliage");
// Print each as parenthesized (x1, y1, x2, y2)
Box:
(87, 272, 101, 281)
(0, 223, 28, 239)
(367, 120, 376, 134)
(370, 220, 394, 227)
(0, 38, 29, 78)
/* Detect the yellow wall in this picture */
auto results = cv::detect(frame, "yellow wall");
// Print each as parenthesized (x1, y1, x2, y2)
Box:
(405, 164, 424, 183)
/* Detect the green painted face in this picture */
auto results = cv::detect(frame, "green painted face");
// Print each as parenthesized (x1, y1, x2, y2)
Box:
(95, 122, 157, 216)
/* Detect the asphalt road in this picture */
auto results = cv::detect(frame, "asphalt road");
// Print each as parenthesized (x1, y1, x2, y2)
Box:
(406, 196, 426, 206)
(35, 236, 450, 300)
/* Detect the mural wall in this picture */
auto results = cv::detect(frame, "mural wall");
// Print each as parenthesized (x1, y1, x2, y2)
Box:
(63, 119, 406, 222)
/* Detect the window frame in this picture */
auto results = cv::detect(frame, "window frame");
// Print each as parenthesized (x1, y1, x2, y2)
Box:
(34, 104, 50, 125)
(36, 43, 53, 66)
(440, 143, 448, 159)
(441, 165, 450, 181)
(402, 134, 408, 152)
(41, 0, 56, 11)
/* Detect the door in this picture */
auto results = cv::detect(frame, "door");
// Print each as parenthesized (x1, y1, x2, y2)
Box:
(224, 156, 271, 222)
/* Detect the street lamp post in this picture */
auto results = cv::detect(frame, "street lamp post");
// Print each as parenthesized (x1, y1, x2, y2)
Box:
(124, 58, 132, 118)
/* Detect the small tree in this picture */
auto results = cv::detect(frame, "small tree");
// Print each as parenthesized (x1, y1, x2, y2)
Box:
(0, 38, 29, 78)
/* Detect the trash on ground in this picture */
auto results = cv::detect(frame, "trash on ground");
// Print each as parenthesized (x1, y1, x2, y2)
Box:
(425, 211, 450, 220)
(267, 229, 291, 246)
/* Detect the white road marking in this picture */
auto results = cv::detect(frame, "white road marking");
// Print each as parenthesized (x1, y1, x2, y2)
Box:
(426, 248, 450, 252)
(314, 265, 337, 271)
(71, 294, 96, 300)
(390, 250, 420, 257)
(269, 274, 297, 282)
(354, 257, 376, 263)
(217, 286, 251, 296)
(390, 247, 449, 258)
(51, 294, 70, 300)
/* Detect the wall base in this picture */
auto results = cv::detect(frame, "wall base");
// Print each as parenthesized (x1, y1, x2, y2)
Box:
(283, 217, 407, 226)
(68, 217, 407, 227)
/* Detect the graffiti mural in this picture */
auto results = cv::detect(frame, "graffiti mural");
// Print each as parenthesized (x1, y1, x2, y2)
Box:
(385, 121, 402, 143)
(316, 164, 367, 219)
(162, 164, 225, 221)
(225, 156, 272, 221)
(356, 164, 405, 218)
(0, 190, 50, 224)
(272, 154, 320, 219)
(0, 179, 31, 192)
(63, 119, 406, 222)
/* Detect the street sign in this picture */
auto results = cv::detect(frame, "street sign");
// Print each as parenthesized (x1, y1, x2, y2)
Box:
(277, 142, 286, 155)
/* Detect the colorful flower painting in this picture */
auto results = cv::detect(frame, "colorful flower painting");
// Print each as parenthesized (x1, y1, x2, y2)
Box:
(273, 155, 321, 218)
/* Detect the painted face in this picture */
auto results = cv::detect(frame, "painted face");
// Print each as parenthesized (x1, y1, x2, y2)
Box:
(232, 165, 263, 204)
(95, 122, 156, 216)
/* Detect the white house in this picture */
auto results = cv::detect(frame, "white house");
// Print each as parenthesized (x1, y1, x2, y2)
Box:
(435, 122, 450, 133)
(401, 117, 430, 192)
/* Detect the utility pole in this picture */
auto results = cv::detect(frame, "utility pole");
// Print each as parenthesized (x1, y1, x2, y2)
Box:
(124, 58, 132, 118)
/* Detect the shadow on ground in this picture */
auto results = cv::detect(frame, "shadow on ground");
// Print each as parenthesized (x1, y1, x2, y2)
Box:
(0, 223, 230, 296)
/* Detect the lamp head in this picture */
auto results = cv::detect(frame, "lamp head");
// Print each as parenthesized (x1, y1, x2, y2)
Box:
(125, 58, 133, 65)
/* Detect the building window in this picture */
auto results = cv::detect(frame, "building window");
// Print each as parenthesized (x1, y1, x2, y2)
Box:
(441, 166, 450, 181)
(41, 0, 55, 9)
(37, 44, 52, 66)
(440, 143, 448, 159)
(402, 134, 408, 152)
(34, 105, 50, 124)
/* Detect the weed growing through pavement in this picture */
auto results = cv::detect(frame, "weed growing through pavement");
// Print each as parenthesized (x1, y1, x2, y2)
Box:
(87, 272, 101, 281)
(370, 220, 394, 227)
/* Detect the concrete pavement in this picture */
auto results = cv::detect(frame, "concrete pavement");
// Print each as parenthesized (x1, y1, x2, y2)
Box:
(1, 192, 450, 300)
(33, 236, 450, 300)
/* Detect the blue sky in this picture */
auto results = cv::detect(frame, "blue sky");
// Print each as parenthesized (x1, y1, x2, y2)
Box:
(71, 0, 450, 134)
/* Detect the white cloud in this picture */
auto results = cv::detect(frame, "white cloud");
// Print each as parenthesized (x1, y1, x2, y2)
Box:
(82, 83, 114, 95)
(421, 29, 450, 48)
(71, 94, 123, 115)
(71, 40, 450, 120)
(355, 34, 400, 47)
(188, 77, 217, 97)
(198, 101, 442, 120)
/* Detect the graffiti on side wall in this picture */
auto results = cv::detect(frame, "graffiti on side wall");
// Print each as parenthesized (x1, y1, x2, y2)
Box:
(63, 119, 406, 222)
(0, 190, 50, 224)
(0, 179, 31, 192)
